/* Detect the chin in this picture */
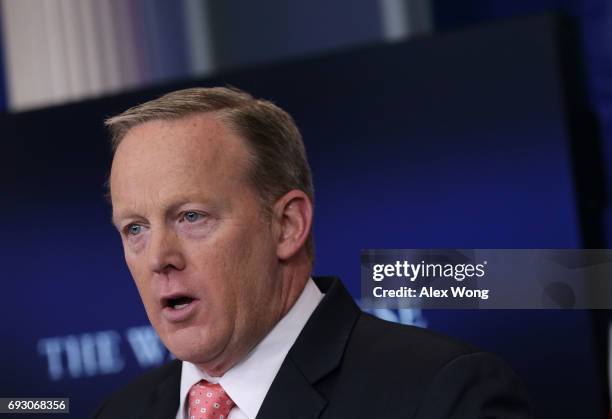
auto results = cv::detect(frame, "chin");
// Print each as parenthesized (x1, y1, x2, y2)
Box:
(164, 328, 220, 365)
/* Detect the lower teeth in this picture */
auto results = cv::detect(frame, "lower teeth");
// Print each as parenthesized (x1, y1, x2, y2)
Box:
(173, 303, 188, 310)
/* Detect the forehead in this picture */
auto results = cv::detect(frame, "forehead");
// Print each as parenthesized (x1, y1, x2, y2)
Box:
(114, 113, 249, 168)
(109, 113, 253, 209)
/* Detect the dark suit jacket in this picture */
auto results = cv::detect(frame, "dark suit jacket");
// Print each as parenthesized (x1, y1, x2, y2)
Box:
(93, 277, 532, 418)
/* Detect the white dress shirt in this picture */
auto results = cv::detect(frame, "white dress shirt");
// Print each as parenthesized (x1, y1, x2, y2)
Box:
(175, 278, 324, 419)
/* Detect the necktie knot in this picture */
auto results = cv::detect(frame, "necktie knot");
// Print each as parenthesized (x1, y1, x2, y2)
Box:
(187, 380, 235, 419)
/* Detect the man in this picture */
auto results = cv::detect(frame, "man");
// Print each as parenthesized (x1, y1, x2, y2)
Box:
(94, 87, 532, 418)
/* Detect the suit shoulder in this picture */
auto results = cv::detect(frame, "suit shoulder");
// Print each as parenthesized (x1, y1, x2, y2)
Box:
(111, 359, 181, 398)
(92, 360, 181, 418)
(310, 311, 532, 416)
(347, 313, 480, 373)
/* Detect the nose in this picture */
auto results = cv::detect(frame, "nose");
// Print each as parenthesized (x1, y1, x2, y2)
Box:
(147, 226, 186, 274)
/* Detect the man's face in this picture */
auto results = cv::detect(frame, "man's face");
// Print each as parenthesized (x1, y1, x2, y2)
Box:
(110, 114, 283, 374)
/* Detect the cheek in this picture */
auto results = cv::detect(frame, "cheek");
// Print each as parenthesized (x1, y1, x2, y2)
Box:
(124, 254, 153, 302)
(189, 230, 259, 308)
(122, 235, 143, 273)
(219, 229, 276, 301)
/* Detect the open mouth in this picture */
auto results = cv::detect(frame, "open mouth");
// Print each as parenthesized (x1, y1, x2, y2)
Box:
(164, 296, 195, 310)
(160, 293, 199, 322)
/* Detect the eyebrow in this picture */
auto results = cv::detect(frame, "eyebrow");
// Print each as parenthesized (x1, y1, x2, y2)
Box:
(111, 211, 141, 229)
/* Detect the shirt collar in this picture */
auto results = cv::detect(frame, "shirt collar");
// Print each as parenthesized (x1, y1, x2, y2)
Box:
(178, 277, 324, 419)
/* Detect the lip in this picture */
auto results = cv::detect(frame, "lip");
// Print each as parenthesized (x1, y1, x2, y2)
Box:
(161, 298, 200, 323)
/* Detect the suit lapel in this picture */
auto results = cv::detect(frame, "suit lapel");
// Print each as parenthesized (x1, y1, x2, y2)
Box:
(139, 360, 182, 419)
(256, 357, 327, 418)
(257, 277, 361, 419)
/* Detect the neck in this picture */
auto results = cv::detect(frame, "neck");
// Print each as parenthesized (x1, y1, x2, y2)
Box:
(277, 264, 311, 319)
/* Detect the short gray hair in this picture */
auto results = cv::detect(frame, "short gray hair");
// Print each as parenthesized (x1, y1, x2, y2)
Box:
(106, 86, 315, 259)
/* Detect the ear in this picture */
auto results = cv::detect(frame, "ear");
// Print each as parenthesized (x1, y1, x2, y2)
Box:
(273, 189, 313, 261)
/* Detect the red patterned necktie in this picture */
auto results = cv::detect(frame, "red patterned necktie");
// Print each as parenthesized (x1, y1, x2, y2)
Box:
(187, 380, 235, 419)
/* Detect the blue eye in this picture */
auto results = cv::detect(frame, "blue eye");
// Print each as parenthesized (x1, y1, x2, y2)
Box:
(127, 224, 142, 235)
(184, 212, 201, 222)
